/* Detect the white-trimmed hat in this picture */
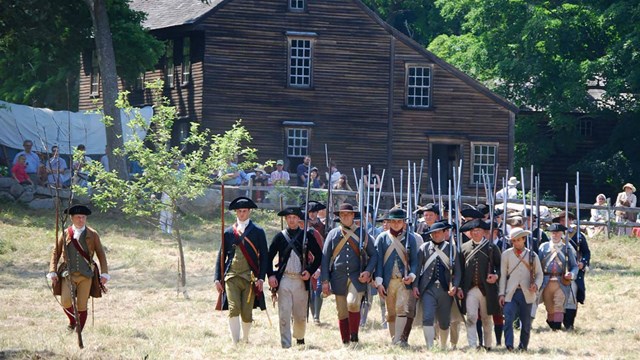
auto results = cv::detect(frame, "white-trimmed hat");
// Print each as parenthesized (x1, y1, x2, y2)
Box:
(507, 176, 520, 186)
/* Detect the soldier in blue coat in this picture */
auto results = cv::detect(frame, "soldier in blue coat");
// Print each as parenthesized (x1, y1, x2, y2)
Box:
(321, 203, 378, 344)
(374, 208, 419, 345)
(414, 221, 462, 349)
(214, 197, 269, 344)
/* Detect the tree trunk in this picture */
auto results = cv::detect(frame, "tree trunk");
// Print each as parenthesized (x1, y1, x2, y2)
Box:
(174, 211, 189, 299)
(83, 0, 128, 180)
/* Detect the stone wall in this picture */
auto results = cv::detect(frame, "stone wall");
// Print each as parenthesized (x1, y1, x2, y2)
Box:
(0, 177, 89, 209)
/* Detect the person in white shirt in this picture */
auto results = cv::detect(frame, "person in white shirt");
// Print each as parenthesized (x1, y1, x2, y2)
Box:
(495, 177, 520, 201)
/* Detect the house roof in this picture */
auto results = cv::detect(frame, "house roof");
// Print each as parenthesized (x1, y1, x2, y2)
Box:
(128, 0, 518, 113)
(129, 0, 222, 30)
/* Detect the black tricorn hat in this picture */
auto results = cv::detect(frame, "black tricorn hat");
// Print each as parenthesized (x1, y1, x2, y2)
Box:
(552, 211, 575, 223)
(333, 203, 360, 216)
(494, 208, 504, 217)
(547, 223, 568, 232)
(423, 221, 451, 235)
(422, 203, 440, 215)
(303, 200, 326, 213)
(228, 196, 258, 210)
(461, 208, 484, 219)
(476, 204, 490, 215)
(64, 205, 91, 216)
(278, 206, 302, 218)
(384, 208, 407, 220)
(459, 218, 490, 232)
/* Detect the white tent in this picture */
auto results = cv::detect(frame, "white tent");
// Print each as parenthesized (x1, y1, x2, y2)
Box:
(0, 100, 152, 155)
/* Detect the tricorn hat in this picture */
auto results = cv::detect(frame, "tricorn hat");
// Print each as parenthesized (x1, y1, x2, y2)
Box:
(277, 206, 302, 218)
(64, 205, 92, 216)
(384, 208, 407, 220)
(423, 221, 451, 235)
(552, 211, 575, 223)
(547, 223, 568, 232)
(459, 218, 490, 232)
(476, 204, 490, 215)
(421, 203, 440, 215)
(303, 200, 326, 213)
(461, 208, 484, 220)
(333, 203, 360, 216)
(229, 196, 258, 210)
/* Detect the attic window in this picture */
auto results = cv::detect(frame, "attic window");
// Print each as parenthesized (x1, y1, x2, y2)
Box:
(287, 33, 316, 88)
(406, 64, 432, 108)
(580, 118, 593, 137)
(181, 37, 191, 86)
(289, 0, 306, 11)
(165, 40, 175, 88)
(90, 50, 100, 97)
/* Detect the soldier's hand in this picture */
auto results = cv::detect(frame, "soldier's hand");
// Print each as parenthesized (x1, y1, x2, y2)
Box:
(312, 269, 321, 280)
(457, 288, 464, 299)
(486, 274, 498, 284)
(563, 272, 573, 281)
(51, 277, 58, 288)
(268, 276, 278, 289)
(448, 286, 457, 297)
(412, 287, 420, 299)
(578, 262, 584, 270)
(529, 284, 538, 293)
(301, 271, 311, 281)
(402, 276, 413, 285)
(322, 282, 331, 297)
(377, 285, 387, 299)
(215, 280, 224, 293)
(499, 295, 505, 307)
(359, 271, 371, 283)
(256, 279, 264, 293)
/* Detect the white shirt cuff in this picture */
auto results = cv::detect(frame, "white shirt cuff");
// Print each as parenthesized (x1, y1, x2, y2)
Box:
(47, 272, 57, 279)
(375, 277, 383, 287)
(408, 273, 416, 282)
(100, 273, 111, 281)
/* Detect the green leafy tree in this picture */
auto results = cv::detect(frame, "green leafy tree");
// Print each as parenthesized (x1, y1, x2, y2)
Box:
(76, 80, 258, 298)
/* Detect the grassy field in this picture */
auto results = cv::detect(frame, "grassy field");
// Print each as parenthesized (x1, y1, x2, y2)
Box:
(1, 200, 639, 359)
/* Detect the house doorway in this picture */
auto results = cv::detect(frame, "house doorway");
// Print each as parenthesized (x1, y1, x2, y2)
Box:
(429, 143, 461, 199)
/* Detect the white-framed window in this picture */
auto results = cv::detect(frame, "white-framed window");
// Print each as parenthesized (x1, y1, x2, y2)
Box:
(287, 128, 309, 157)
(165, 40, 175, 88)
(135, 72, 145, 90)
(287, 35, 314, 88)
(580, 118, 593, 137)
(471, 142, 497, 185)
(406, 65, 432, 108)
(90, 50, 100, 96)
(289, 0, 305, 11)
(181, 37, 191, 86)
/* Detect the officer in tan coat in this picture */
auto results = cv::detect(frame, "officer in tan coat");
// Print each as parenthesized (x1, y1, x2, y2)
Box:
(48, 205, 109, 331)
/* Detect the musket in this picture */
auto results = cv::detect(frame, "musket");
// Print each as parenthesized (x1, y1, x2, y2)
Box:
(216, 183, 226, 311)
(325, 144, 332, 236)
(562, 183, 572, 286)
(412, 162, 418, 231)
(448, 179, 454, 291)
(373, 169, 386, 224)
(430, 177, 436, 205)
(279, 194, 284, 231)
(475, 182, 479, 205)
(437, 159, 442, 221)
(575, 171, 581, 247)
(482, 172, 495, 277)
(501, 176, 508, 252)
(532, 174, 540, 286)
(392, 178, 397, 206)
(301, 160, 312, 275)
(404, 161, 412, 278)
(352, 168, 360, 194)
(417, 159, 424, 207)
(530, 165, 534, 232)
(357, 175, 368, 288)
(399, 169, 404, 208)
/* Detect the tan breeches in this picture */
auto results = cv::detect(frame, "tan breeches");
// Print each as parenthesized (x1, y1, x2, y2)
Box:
(543, 280, 566, 314)
(61, 272, 91, 311)
(385, 278, 410, 322)
(226, 276, 255, 322)
(335, 281, 363, 319)
(278, 276, 308, 346)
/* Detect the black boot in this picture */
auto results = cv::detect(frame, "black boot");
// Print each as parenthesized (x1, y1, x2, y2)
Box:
(563, 309, 576, 331)
(494, 324, 503, 346)
(350, 333, 359, 343)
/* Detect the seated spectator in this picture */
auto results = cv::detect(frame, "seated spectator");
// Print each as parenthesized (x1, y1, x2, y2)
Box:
(72, 144, 92, 187)
(46, 145, 70, 188)
(11, 155, 34, 186)
(13, 139, 44, 185)
(309, 167, 325, 189)
(588, 194, 609, 238)
(333, 174, 352, 206)
(269, 159, 290, 186)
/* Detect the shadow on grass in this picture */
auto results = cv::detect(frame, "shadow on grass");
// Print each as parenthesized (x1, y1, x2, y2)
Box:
(0, 349, 58, 359)
(591, 263, 640, 277)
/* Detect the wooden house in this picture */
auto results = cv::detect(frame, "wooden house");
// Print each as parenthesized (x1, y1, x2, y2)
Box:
(78, 0, 518, 197)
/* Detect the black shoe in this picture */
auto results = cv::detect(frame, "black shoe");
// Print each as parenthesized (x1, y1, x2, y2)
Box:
(506, 346, 514, 352)
(350, 333, 359, 343)
(66, 324, 76, 331)
(517, 346, 528, 352)
(296, 339, 305, 345)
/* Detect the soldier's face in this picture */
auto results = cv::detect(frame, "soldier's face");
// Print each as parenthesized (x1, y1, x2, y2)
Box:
(339, 212, 354, 227)
(550, 231, 563, 243)
(389, 219, 404, 232)
(71, 214, 87, 228)
(431, 230, 446, 243)
(286, 215, 300, 229)
(235, 209, 251, 222)
(423, 211, 438, 225)
(470, 228, 484, 241)
(512, 236, 526, 250)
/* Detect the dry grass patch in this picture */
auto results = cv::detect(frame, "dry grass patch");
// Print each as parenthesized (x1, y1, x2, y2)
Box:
(1, 201, 639, 359)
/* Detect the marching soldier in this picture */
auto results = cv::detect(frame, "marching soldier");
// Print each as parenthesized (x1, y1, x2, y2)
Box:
(537, 223, 579, 331)
(552, 211, 590, 331)
(459, 219, 501, 350)
(214, 197, 269, 344)
(268, 207, 322, 348)
(374, 208, 419, 345)
(499, 228, 543, 351)
(48, 205, 109, 332)
(414, 221, 462, 349)
(321, 203, 378, 345)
